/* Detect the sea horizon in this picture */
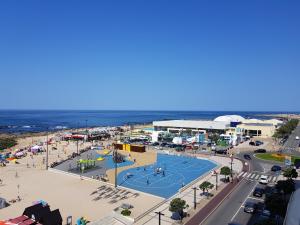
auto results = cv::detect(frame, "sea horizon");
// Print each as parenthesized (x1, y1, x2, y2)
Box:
(0, 109, 298, 134)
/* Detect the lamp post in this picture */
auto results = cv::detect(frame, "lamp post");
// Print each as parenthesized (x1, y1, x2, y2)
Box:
(230, 154, 234, 181)
(192, 187, 199, 210)
(155, 211, 165, 225)
(85, 119, 88, 135)
(46, 128, 49, 170)
(213, 170, 219, 190)
(114, 136, 118, 188)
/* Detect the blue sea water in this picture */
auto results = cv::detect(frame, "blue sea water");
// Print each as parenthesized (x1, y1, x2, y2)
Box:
(0, 110, 293, 134)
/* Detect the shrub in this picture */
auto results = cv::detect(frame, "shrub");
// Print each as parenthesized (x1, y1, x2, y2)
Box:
(0, 137, 17, 150)
(121, 209, 131, 216)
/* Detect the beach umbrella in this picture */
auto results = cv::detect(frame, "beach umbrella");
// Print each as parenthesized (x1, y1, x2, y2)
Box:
(97, 157, 104, 161)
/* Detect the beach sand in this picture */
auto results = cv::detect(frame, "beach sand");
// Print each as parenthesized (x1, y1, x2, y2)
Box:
(0, 133, 162, 222)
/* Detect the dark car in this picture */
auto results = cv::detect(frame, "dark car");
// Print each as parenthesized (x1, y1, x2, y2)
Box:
(244, 202, 257, 213)
(215, 149, 228, 154)
(244, 154, 251, 160)
(249, 141, 256, 146)
(151, 142, 159, 146)
(160, 142, 168, 147)
(253, 187, 264, 197)
(271, 165, 281, 172)
(254, 149, 267, 153)
(255, 141, 264, 146)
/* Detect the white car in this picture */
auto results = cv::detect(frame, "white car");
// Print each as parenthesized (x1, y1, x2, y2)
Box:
(296, 136, 299, 140)
(259, 175, 269, 184)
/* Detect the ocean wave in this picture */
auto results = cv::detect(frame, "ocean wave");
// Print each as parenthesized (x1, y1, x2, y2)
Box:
(54, 126, 68, 130)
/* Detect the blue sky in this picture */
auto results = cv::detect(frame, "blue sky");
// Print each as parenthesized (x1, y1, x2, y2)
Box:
(0, 0, 299, 111)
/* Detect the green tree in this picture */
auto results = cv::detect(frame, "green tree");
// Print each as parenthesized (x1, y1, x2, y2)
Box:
(276, 179, 295, 195)
(283, 168, 298, 180)
(220, 166, 231, 182)
(169, 198, 188, 218)
(265, 193, 287, 217)
(199, 181, 214, 198)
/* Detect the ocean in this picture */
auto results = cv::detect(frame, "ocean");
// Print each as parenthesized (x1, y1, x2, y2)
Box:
(0, 110, 292, 134)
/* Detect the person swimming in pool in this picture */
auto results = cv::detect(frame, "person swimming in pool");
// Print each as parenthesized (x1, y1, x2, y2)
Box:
(147, 178, 150, 185)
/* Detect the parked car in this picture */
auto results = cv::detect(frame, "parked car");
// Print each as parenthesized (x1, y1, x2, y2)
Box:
(214, 149, 228, 154)
(253, 187, 264, 197)
(244, 154, 251, 160)
(255, 140, 264, 146)
(271, 165, 281, 172)
(296, 136, 299, 140)
(259, 175, 269, 184)
(254, 149, 267, 153)
(151, 142, 160, 146)
(260, 209, 271, 219)
(160, 142, 168, 147)
(249, 141, 256, 146)
(244, 202, 256, 213)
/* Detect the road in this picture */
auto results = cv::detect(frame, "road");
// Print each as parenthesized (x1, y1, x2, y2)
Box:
(201, 153, 265, 225)
(283, 123, 300, 155)
(201, 148, 285, 225)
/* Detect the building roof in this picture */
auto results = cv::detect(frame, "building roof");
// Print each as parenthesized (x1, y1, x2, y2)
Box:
(214, 115, 245, 123)
(239, 123, 274, 127)
(153, 120, 230, 130)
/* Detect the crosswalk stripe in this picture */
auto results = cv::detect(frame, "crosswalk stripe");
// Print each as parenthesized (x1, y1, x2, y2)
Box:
(238, 172, 245, 178)
(255, 174, 260, 179)
(242, 173, 247, 177)
(250, 174, 256, 179)
(246, 173, 252, 178)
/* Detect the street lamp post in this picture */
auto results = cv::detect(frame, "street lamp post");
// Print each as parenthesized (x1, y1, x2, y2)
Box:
(192, 187, 198, 210)
(213, 170, 218, 190)
(230, 154, 234, 181)
(114, 136, 118, 188)
(46, 128, 49, 170)
(155, 211, 165, 225)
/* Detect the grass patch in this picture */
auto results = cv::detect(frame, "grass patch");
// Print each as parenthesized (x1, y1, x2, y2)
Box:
(255, 153, 300, 164)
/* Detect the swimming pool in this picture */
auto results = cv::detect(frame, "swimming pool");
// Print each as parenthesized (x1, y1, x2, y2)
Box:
(117, 153, 217, 198)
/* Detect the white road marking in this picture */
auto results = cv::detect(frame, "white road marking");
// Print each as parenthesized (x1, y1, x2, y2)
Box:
(230, 181, 258, 222)
(250, 174, 256, 179)
(242, 173, 247, 178)
(254, 174, 260, 180)
(246, 173, 252, 178)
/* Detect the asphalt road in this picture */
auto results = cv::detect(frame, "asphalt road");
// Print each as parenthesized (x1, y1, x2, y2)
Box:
(200, 146, 288, 225)
(283, 123, 300, 154)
